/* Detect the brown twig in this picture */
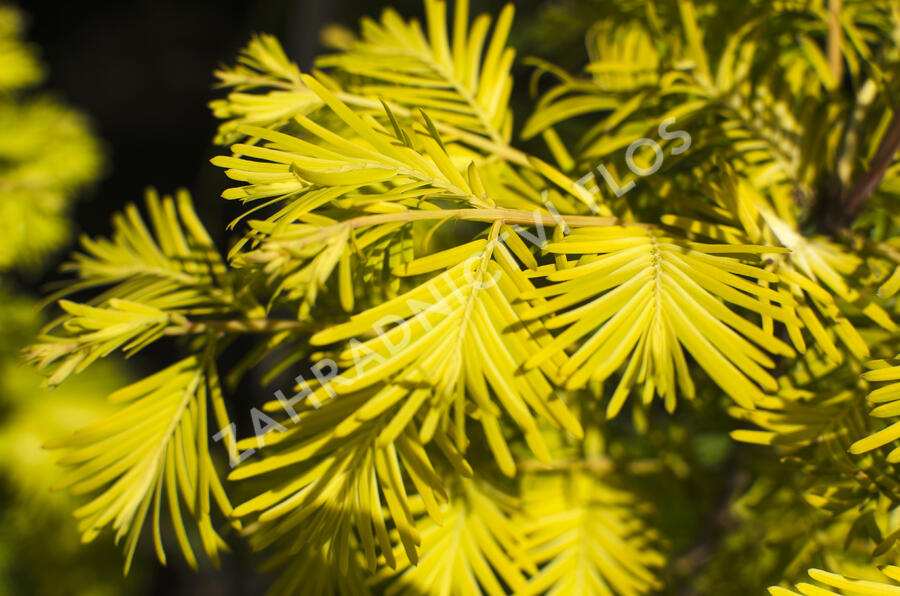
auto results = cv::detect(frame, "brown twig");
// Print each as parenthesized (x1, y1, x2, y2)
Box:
(164, 318, 318, 336)
(841, 109, 900, 224)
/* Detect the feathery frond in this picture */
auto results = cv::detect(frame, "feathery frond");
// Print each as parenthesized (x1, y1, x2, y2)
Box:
(44, 351, 237, 572)
(373, 479, 533, 595)
(228, 231, 583, 569)
(849, 357, 900, 461)
(26, 189, 245, 387)
(523, 224, 798, 416)
(517, 471, 664, 596)
(770, 566, 900, 596)
(210, 33, 319, 144)
(665, 166, 895, 363)
(317, 0, 516, 152)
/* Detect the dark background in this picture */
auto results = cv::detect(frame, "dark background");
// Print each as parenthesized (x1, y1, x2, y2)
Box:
(25, 0, 360, 245)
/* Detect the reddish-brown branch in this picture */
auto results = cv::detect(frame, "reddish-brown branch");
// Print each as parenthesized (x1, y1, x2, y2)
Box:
(842, 109, 900, 224)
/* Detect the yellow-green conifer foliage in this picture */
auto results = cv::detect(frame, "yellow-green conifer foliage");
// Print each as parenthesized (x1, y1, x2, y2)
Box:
(26, 0, 900, 594)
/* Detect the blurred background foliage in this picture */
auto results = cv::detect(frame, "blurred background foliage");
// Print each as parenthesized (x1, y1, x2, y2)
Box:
(0, 4, 146, 595)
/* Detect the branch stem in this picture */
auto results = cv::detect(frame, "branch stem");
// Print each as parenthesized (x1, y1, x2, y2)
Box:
(164, 319, 317, 336)
(843, 109, 900, 223)
(256, 207, 628, 251)
(828, 0, 843, 84)
(342, 208, 618, 229)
